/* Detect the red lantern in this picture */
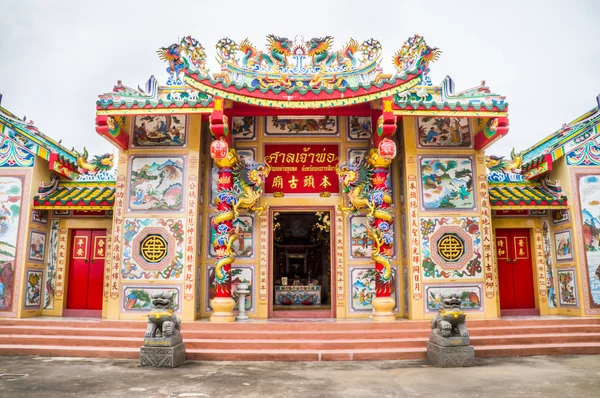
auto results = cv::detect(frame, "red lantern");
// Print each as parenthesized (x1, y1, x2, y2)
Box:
(210, 139, 228, 160)
(378, 138, 396, 160)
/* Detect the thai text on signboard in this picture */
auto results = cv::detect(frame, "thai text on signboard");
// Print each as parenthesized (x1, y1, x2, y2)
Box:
(264, 144, 340, 194)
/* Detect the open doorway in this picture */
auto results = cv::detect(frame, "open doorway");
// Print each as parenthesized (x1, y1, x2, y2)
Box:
(271, 210, 333, 318)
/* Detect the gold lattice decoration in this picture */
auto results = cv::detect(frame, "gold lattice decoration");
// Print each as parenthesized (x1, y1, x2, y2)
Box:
(437, 234, 464, 262)
(140, 235, 168, 263)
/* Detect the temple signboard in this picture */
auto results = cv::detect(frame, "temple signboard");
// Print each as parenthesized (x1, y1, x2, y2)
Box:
(264, 144, 340, 194)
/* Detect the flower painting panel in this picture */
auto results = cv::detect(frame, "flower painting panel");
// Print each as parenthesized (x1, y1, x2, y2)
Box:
(266, 116, 338, 135)
(121, 218, 185, 281)
(554, 229, 574, 262)
(557, 269, 578, 307)
(0, 176, 23, 313)
(348, 116, 372, 140)
(132, 115, 187, 148)
(350, 266, 398, 312)
(420, 217, 482, 280)
(232, 117, 256, 140)
(419, 157, 475, 210)
(129, 156, 185, 211)
(24, 269, 43, 309)
(43, 220, 60, 310)
(122, 286, 180, 312)
(417, 117, 472, 148)
(425, 285, 483, 312)
(206, 265, 254, 312)
(28, 230, 46, 262)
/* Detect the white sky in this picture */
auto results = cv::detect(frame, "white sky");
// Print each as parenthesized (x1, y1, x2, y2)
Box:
(1, 0, 599, 158)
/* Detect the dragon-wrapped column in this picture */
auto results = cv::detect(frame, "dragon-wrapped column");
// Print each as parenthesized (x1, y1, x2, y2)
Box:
(367, 148, 395, 321)
(370, 105, 398, 321)
(209, 99, 237, 322)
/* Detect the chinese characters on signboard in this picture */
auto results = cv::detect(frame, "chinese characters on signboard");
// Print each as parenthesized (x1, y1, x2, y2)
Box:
(264, 144, 340, 194)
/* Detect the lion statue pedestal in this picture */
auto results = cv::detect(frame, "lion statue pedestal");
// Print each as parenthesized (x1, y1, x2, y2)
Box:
(140, 292, 186, 368)
(426, 293, 475, 367)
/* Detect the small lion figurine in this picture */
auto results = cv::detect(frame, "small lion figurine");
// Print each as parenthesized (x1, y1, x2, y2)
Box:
(145, 291, 181, 338)
(431, 293, 469, 338)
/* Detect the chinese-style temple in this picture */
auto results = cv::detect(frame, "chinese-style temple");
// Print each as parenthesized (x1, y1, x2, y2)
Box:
(1, 34, 599, 360)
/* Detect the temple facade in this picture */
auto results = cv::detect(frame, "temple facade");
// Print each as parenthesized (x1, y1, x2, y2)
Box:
(1, 33, 597, 323)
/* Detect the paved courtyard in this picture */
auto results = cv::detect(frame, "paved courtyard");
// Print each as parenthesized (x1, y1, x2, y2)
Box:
(0, 355, 598, 397)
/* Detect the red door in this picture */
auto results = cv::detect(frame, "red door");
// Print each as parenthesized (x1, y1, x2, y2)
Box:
(496, 229, 535, 309)
(67, 230, 106, 310)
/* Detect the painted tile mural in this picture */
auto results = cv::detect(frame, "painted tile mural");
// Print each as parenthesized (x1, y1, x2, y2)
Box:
(350, 266, 398, 312)
(232, 117, 256, 140)
(420, 217, 482, 280)
(266, 116, 338, 135)
(129, 156, 184, 211)
(576, 173, 600, 310)
(24, 269, 43, 309)
(122, 218, 184, 281)
(554, 229, 574, 262)
(122, 286, 180, 312)
(348, 116, 372, 140)
(425, 285, 482, 312)
(28, 230, 46, 262)
(0, 176, 22, 314)
(419, 157, 475, 210)
(132, 115, 186, 147)
(558, 269, 578, 307)
(206, 265, 254, 312)
(417, 117, 472, 147)
(43, 220, 60, 310)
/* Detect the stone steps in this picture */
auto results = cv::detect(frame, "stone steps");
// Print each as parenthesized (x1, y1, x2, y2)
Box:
(1, 317, 600, 361)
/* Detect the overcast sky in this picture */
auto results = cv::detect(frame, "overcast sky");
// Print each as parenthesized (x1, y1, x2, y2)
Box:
(1, 0, 599, 158)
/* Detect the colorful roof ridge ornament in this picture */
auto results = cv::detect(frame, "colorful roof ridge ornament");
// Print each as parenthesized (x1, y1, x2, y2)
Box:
(156, 34, 440, 108)
(519, 94, 600, 179)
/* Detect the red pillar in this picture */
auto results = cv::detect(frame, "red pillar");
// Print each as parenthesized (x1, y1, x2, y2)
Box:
(209, 98, 237, 322)
(369, 98, 398, 321)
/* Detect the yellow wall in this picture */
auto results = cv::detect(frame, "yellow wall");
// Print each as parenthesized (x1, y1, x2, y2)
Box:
(104, 114, 203, 321)
(400, 117, 499, 320)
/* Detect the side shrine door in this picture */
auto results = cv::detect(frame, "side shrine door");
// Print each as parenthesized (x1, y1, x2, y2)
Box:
(495, 228, 536, 311)
(66, 229, 106, 312)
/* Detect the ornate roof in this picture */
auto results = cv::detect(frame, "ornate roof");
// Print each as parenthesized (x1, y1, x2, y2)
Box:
(518, 94, 600, 179)
(0, 105, 79, 176)
(174, 34, 436, 108)
(33, 179, 115, 210)
(393, 76, 508, 116)
(1, 103, 115, 179)
(488, 174, 568, 209)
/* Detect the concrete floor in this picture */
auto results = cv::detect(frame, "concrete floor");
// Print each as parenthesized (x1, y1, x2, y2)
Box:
(0, 355, 598, 398)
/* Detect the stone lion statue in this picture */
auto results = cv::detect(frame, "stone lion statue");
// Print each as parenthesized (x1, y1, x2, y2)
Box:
(145, 291, 181, 338)
(431, 293, 469, 338)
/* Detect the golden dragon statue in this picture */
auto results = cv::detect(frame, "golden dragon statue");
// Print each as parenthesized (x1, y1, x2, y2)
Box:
(368, 228, 392, 282)
(336, 158, 393, 221)
(214, 233, 238, 286)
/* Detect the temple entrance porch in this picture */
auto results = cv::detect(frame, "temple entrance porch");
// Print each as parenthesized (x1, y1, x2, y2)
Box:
(269, 207, 335, 318)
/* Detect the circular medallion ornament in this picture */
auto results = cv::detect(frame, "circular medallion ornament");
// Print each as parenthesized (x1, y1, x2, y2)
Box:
(140, 234, 168, 263)
(437, 233, 464, 262)
(430, 226, 474, 270)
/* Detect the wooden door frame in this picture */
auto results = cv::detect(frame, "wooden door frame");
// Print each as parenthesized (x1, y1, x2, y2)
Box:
(492, 217, 550, 316)
(267, 206, 337, 318)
